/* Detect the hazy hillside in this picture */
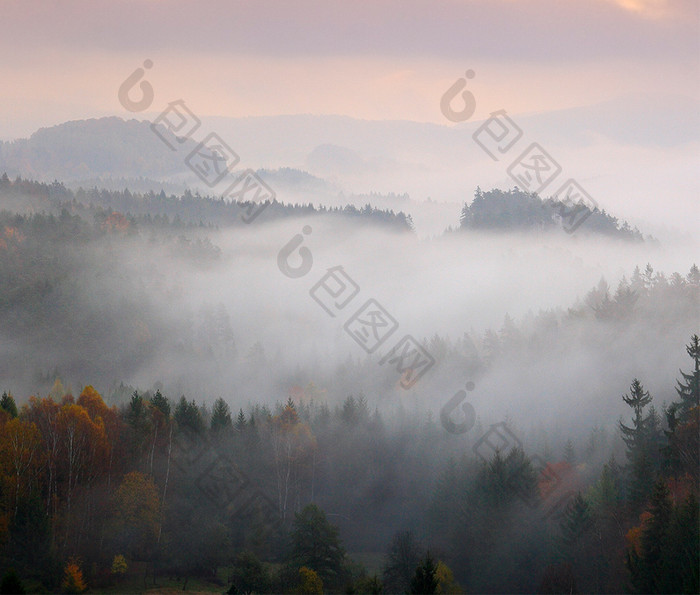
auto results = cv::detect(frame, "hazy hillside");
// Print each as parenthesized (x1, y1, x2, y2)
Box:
(0, 117, 198, 181)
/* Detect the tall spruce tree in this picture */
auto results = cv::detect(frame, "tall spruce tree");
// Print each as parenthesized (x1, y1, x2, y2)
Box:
(664, 335, 700, 476)
(210, 397, 232, 432)
(235, 408, 247, 432)
(0, 391, 17, 418)
(675, 334, 700, 420)
(619, 379, 657, 507)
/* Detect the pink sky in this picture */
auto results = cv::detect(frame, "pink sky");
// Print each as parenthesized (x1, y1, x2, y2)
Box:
(0, 0, 698, 139)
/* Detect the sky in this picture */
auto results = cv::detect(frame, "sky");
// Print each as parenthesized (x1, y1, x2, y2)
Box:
(1, 0, 698, 140)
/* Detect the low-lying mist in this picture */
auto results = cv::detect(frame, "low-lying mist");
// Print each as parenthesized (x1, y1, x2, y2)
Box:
(3, 200, 696, 443)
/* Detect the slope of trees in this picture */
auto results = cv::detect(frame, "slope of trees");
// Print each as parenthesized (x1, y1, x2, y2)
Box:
(0, 174, 415, 232)
(0, 336, 697, 593)
(458, 187, 645, 240)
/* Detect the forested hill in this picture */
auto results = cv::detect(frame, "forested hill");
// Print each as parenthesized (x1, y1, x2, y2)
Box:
(0, 174, 414, 232)
(0, 117, 195, 181)
(458, 187, 646, 241)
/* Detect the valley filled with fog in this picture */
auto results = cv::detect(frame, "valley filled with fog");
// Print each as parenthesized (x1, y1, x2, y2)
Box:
(0, 1, 698, 591)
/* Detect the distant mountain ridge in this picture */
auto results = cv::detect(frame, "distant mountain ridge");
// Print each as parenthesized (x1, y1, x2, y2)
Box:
(0, 103, 688, 237)
(3, 92, 696, 184)
(0, 117, 198, 181)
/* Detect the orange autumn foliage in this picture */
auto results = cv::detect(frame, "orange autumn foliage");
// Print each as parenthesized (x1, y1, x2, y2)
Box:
(101, 212, 130, 232)
(626, 510, 653, 555)
(61, 558, 87, 593)
(0, 226, 25, 251)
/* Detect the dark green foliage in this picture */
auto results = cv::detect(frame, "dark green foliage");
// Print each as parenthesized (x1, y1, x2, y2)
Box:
(479, 447, 539, 509)
(150, 389, 170, 417)
(128, 391, 145, 427)
(290, 504, 345, 588)
(210, 397, 232, 432)
(627, 480, 699, 594)
(664, 335, 700, 478)
(675, 333, 700, 419)
(458, 187, 643, 240)
(409, 553, 438, 595)
(619, 379, 659, 507)
(664, 493, 700, 594)
(0, 174, 414, 233)
(228, 550, 270, 595)
(174, 396, 205, 434)
(0, 392, 17, 418)
(559, 493, 592, 551)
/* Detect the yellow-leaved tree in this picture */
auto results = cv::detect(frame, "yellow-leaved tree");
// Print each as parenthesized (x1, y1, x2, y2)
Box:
(297, 566, 323, 595)
(113, 471, 160, 561)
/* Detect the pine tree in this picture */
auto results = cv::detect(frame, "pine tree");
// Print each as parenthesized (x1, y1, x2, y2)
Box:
(619, 379, 656, 507)
(235, 408, 247, 432)
(290, 504, 345, 589)
(664, 335, 700, 477)
(559, 493, 592, 551)
(150, 389, 170, 417)
(675, 334, 699, 420)
(0, 391, 18, 418)
(174, 396, 205, 434)
(588, 458, 622, 512)
(210, 397, 232, 432)
(128, 390, 146, 428)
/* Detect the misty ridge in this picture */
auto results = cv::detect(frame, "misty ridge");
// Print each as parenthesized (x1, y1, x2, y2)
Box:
(2, 107, 697, 239)
(0, 172, 695, 420)
(0, 132, 698, 592)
